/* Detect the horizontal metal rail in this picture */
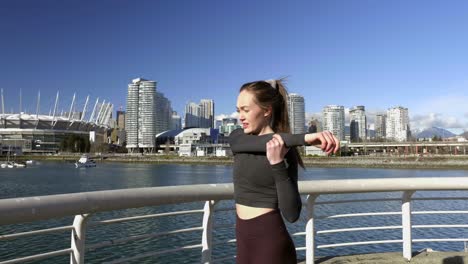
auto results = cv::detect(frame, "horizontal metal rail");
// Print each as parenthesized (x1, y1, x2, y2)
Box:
(89, 209, 204, 226)
(315, 211, 401, 219)
(296, 246, 306, 251)
(292, 231, 306, 236)
(413, 238, 468, 243)
(0, 248, 72, 264)
(0, 183, 235, 225)
(314, 198, 401, 205)
(317, 239, 403, 249)
(414, 224, 468, 229)
(318, 225, 402, 234)
(5, 177, 468, 226)
(0, 225, 73, 240)
(413, 210, 468, 214)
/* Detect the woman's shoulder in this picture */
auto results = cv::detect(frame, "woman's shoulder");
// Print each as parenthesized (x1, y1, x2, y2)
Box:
(229, 128, 244, 137)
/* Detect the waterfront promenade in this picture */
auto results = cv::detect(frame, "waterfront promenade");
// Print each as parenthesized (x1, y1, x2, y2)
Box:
(18, 154, 468, 170)
(306, 251, 468, 263)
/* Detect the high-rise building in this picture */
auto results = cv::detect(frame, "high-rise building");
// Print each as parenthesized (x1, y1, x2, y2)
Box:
(375, 114, 386, 140)
(171, 111, 182, 130)
(155, 91, 173, 134)
(199, 99, 215, 128)
(185, 102, 200, 128)
(215, 119, 223, 129)
(184, 99, 215, 129)
(349, 106, 367, 142)
(308, 119, 321, 133)
(220, 118, 241, 136)
(386, 106, 410, 142)
(125, 78, 156, 153)
(287, 93, 305, 134)
(116, 110, 125, 130)
(322, 105, 345, 141)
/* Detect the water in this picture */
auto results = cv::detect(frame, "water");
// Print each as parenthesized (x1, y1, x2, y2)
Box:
(1, 161, 468, 263)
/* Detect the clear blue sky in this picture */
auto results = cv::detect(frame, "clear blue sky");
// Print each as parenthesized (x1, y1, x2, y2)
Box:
(1, 0, 467, 132)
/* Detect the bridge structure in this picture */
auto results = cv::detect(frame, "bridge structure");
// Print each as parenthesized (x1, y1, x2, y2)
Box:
(3, 177, 468, 263)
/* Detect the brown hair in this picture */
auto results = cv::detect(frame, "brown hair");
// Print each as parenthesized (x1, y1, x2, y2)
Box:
(239, 79, 304, 168)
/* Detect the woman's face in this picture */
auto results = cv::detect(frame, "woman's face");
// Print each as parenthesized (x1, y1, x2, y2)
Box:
(236, 90, 270, 134)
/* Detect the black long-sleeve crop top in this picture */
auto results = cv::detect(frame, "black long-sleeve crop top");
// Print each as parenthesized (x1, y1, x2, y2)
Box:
(228, 128, 308, 223)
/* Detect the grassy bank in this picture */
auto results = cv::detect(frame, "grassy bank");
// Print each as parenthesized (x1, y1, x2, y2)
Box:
(15, 154, 468, 169)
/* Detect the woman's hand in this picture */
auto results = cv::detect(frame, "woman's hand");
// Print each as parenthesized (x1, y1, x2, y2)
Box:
(266, 134, 289, 165)
(305, 131, 340, 155)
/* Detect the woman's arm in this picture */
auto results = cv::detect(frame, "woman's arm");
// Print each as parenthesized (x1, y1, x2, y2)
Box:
(271, 159, 302, 223)
(229, 128, 307, 154)
(266, 134, 302, 222)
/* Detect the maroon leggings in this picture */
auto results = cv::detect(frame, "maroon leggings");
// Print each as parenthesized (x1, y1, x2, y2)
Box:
(236, 209, 297, 264)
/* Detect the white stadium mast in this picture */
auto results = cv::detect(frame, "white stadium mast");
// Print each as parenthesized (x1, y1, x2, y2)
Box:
(52, 91, 59, 125)
(100, 102, 110, 124)
(103, 104, 113, 126)
(36, 90, 41, 118)
(1, 88, 5, 116)
(95, 100, 106, 124)
(19, 88, 22, 114)
(89, 98, 99, 123)
(68, 93, 76, 120)
(81, 95, 89, 121)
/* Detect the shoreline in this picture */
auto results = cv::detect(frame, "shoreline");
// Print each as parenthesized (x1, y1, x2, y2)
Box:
(16, 155, 468, 170)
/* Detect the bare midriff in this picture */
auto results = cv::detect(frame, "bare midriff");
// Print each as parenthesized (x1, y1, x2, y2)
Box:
(236, 203, 275, 220)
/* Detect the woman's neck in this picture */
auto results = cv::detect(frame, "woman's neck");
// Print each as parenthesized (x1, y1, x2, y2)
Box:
(258, 125, 274, 135)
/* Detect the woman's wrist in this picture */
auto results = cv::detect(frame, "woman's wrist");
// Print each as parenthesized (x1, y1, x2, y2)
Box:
(269, 159, 284, 165)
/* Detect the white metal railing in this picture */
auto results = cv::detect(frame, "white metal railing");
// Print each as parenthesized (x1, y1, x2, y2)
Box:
(2, 177, 468, 263)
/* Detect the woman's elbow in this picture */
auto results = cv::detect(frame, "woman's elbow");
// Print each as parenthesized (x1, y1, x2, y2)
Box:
(283, 204, 302, 223)
(284, 210, 301, 223)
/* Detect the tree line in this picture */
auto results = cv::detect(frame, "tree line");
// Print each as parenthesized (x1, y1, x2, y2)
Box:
(59, 135, 91, 153)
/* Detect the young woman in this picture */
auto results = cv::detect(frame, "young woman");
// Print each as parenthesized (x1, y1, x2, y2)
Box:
(229, 79, 339, 264)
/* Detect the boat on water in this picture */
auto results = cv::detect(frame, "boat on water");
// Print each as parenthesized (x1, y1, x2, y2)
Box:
(13, 162, 27, 168)
(0, 161, 27, 168)
(1, 146, 26, 168)
(75, 155, 96, 168)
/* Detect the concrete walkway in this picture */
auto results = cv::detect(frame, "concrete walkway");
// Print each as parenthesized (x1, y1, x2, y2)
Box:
(298, 251, 468, 264)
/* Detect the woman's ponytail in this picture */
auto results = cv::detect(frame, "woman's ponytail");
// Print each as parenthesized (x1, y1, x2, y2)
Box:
(273, 79, 304, 169)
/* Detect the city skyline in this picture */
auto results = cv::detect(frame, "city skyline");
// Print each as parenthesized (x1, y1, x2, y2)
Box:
(1, 85, 465, 135)
(1, 1, 468, 133)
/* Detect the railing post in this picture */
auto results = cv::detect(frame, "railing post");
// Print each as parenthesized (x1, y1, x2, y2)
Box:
(70, 214, 91, 264)
(201, 200, 217, 264)
(306, 194, 319, 264)
(402, 191, 415, 261)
